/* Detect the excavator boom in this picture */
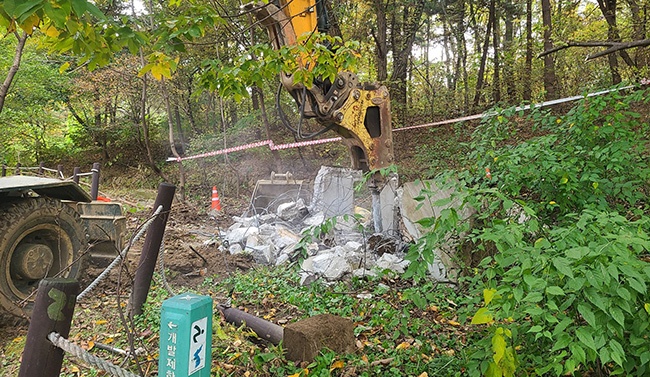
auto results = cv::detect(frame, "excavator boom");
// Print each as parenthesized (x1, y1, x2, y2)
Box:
(245, 0, 394, 172)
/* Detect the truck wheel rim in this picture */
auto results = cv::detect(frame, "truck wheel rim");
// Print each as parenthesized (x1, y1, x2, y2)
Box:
(7, 224, 74, 299)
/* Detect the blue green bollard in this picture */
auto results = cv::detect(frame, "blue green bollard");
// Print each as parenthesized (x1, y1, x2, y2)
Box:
(159, 293, 213, 377)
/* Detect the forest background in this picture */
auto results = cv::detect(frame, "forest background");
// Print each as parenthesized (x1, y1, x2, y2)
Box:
(1, 0, 648, 199)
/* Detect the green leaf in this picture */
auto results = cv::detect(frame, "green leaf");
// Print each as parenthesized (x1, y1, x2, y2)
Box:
(84, 2, 105, 19)
(616, 287, 631, 301)
(552, 257, 574, 278)
(70, 0, 86, 17)
(609, 339, 625, 367)
(471, 307, 494, 325)
(534, 238, 551, 249)
(551, 333, 571, 351)
(640, 351, 650, 366)
(610, 306, 625, 327)
(553, 317, 573, 336)
(628, 277, 647, 294)
(483, 288, 497, 305)
(432, 197, 453, 207)
(569, 343, 586, 363)
(584, 288, 609, 313)
(575, 327, 597, 351)
(8, 0, 42, 18)
(523, 292, 543, 303)
(577, 304, 597, 328)
(545, 286, 565, 296)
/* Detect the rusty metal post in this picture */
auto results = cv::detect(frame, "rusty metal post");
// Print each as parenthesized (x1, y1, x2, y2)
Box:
(218, 305, 284, 344)
(129, 183, 176, 317)
(38, 162, 45, 176)
(57, 164, 64, 179)
(73, 167, 81, 184)
(18, 279, 80, 377)
(90, 162, 100, 200)
(2, 165, 6, 176)
(15, 163, 21, 175)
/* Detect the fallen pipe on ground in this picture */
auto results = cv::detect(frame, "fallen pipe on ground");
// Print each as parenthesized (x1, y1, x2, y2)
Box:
(217, 304, 284, 345)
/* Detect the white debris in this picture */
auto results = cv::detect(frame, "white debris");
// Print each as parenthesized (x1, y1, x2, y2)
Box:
(249, 244, 276, 265)
(228, 243, 245, 255)
(311, 252, 350, 280)
(277, 199, 308, 221)
(218, 171, 464, 283)
(226, 226, 259, 245)
(375, 253, 410, 274)
(275, 253, 290, 266)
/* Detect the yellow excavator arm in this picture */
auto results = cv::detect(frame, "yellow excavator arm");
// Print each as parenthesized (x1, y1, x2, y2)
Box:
(244, 0, 394, 173)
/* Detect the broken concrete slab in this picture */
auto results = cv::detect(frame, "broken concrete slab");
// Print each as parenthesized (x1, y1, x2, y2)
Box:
(311, 251, 350, 280)
(309, 166, 361, 217)
(225, 226, 259, 245)
(375, 253, 410, 274)
(284, 314, 355, 362)
(249, 244, 276, 265)
(398, 179, 475, 281)
(228, 243, 245, 255)
(379, 173, 399, 233)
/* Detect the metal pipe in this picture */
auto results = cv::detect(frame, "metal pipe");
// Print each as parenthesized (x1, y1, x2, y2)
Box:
(18, 279, 80, 377)
(90, 162, 100, 200)
(129, 183, 175, 317)
(218, 305, 283, 345)
(369, 172, 382, 233)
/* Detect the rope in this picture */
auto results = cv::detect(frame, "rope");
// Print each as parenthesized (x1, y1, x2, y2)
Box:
(48, 332, 140, 377)
(78, 205, 164, 301)
(157, 233, 175, 295)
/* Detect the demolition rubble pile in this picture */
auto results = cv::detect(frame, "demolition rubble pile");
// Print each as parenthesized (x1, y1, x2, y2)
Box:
(217, 167, 470, 284)
(219, 199, 410, 285)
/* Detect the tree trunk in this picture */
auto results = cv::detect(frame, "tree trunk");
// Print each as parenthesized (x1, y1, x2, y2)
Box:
(541, 0, 558, 99)
(492, 2, 501, 104)
(162, 80, 186, 202)
(371, 0, 388, 81)
(625, 0, 647, 67)
(504, 0, 516, 102)
(473, 0, 494, 108)
(0, 32, 28, 115)
(388, 0, 426, 127)
(523, 0, 533, 101)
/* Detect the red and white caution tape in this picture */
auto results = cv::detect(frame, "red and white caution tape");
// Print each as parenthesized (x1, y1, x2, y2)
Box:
(169, 137, 342, 162)
(168, 84, 638, 163)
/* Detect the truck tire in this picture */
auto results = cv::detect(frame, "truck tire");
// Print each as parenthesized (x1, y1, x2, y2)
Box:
(0, 198, 88, 317)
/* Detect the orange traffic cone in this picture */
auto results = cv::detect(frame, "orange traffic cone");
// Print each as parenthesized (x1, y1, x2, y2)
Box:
(211, 186, 222, 211)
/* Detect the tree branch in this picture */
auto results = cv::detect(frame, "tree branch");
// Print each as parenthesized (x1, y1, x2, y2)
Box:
(538, 39, 650, 60)
(0, 32, 28, 114)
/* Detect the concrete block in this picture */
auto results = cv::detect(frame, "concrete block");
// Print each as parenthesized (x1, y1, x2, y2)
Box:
(284, 314, 355, 362)
(310, 166, 361, 217)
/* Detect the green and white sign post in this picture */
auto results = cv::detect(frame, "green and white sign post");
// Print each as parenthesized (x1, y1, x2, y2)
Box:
(159, 293, 212, 377)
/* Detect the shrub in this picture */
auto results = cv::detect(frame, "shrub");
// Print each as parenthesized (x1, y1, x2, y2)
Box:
(405, 86, 650, 376)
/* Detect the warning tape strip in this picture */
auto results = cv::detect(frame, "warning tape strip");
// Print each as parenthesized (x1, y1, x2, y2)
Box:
(169, 84, 637, 163)
(169, 137, 343, 162)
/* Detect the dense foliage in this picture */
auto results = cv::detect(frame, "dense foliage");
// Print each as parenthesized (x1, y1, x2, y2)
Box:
(406, 87, 650, 376)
